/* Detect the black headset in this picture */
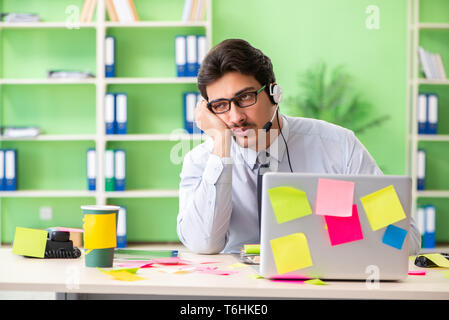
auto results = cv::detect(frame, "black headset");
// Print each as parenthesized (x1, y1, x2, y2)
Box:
(262, 83, 293, 173)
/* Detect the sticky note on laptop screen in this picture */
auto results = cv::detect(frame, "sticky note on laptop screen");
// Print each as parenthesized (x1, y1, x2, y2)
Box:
(325, 204, 364, 246)
(360, 185, 406, 231)
(12, 227, 48, 258)
(270, 233, 313, 274)
(315, 178, 355, 217)
(268, 186, 312, 224)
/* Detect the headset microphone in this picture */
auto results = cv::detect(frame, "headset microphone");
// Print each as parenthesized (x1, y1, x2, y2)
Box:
(263, 105, 279, 131)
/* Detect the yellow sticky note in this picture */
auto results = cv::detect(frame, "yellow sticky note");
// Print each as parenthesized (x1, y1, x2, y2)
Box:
(421, 254, 449, 268)
(360, 185, 406, 231)
(270, 233, 313, 275)
(83, 213, 117, 249)
(229, 263, 250, 268)
(268, 186, 312, 224)
(305, 278, 328, 285)
(12, 227, 48, 258)
(98, 268, 146, 281)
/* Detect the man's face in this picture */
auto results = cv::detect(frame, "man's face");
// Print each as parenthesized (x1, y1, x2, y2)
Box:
(205, 72, 276, 149)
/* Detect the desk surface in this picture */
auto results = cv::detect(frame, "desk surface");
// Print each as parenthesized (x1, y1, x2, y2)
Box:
(0, 244, 448, 300)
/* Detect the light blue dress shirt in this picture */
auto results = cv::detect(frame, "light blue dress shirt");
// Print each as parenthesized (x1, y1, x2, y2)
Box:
(177, 115, 421, 255)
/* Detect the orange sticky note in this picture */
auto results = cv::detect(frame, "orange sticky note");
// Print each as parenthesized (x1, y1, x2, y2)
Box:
(360, 185, 406, 231)
(270, 233, 313, 274)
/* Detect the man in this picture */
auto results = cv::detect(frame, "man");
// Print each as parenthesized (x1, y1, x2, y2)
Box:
(176, 39, 421, 255)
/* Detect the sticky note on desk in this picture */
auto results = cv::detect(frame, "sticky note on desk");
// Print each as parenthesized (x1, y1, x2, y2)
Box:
(420, 253, 449, 268)
(270, 233, 313, 274)
(12, 227, 48, 258)
(360, 185, 406, 231)
(315, 178, 355, 217)
(268, 186, 312, 224)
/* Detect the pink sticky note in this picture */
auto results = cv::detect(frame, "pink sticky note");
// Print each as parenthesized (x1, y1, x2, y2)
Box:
(54, 227, 84, 233)
(271, 274, 311, 280)
(271, 279, 305, 284)
(117, 262, 154, 268)
(315, 178, 355, 217)
(151, 257, 192, 265)
(408, 270, 426, 276)
(324, 204, 364, 246)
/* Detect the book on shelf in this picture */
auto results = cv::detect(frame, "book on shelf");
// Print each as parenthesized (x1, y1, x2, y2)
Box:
(105, 92, 128, 135)
(175, 35, 208, 77)
(184, 92, 203, 134)
(423, 205, 436, 249)
(80, 0, 97, 23)
(0, 149, 17, 191)
(182, 0, 207, 22)
(417, 149, 426, 191)
(87, 148, 126, 191)
(107, 0, 139, 22)
(418, 46, 447, 80)
(105, 36, 116, 78)
(417, 93, 438, 134)
(116, 206, 127, 248)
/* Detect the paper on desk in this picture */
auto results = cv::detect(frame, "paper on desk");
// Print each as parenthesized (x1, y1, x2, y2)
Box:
(304, 278, 328, 285)
(324, 204, 363, 246)
(151, 257, 192, 265)
(116, 261, 155, 268)
(193, 266, 238, 276)
(12, 227, 48, 258)
(98, 267, 147, 281)
(270, 232, 313, 274)
(360, 185, 406, 231)
(408, 270, 426, 276)
(382, 224, 408, 250)
(268, 186, 312, 224)
(420, 253, 449, 268)
(315, 178, 355, 217)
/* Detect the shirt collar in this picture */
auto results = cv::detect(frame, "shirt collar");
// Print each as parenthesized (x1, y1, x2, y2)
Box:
(233, 114, 290, 170)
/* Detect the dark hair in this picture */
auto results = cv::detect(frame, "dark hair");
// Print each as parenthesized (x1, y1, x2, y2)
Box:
(197, 39, 276, 102)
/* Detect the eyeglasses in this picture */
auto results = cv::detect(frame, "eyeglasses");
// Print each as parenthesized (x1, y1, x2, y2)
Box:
(207, 85, 266, 114)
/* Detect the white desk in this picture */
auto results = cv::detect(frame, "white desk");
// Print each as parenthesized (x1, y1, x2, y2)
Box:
(0, 245, 448, 300)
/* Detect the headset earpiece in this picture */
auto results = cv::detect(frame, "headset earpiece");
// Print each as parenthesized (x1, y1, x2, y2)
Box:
(269, 83, 283, 105)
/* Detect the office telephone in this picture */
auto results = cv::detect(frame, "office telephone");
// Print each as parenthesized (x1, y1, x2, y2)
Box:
(44, 228, 81, 259)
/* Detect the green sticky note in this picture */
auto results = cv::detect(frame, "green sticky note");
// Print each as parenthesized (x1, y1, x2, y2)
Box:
(360, 185, 406, 231)
(244, 244, 260, 254)
(12, 227, 48, 258)
(268, 186, 312, 224)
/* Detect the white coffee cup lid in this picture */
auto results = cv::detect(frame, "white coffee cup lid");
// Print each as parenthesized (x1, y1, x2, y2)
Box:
(81, 205, 121, 211)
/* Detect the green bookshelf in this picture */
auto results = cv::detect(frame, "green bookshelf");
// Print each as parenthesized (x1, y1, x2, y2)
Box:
(409, 0, 449, 243)
(0, 0, 212, 244)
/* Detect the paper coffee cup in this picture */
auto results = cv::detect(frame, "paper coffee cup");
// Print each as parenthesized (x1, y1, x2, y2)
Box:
(82, 205, 120, 268)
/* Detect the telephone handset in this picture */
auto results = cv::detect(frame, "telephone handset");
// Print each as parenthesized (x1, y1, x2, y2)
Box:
(44, 228, 81, 259)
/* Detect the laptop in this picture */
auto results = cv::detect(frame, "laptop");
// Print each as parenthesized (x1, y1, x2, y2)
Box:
(259, 172, 411, 281)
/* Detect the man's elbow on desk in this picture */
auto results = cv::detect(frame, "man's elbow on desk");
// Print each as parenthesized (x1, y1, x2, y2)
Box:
(178, 232, 225, 254)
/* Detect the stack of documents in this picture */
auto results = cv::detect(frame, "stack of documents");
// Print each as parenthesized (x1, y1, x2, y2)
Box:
(47, 70, 95, 79)
(1, 13, 40, 23)
(1, 127, 41, 139)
